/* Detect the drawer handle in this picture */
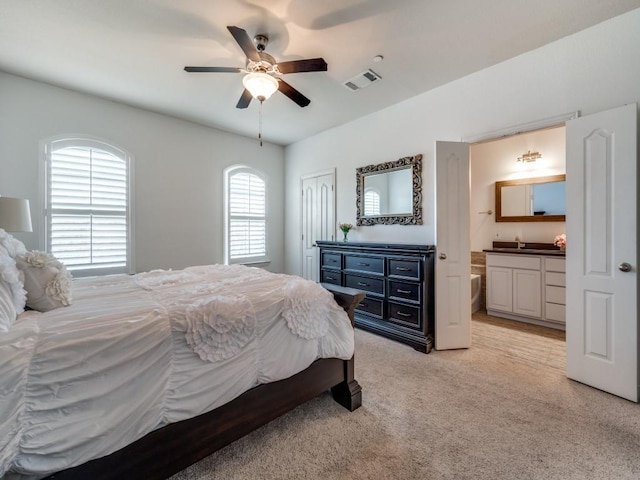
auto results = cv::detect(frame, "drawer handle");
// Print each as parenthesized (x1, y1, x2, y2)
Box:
(395, 267, 410, 271)
(396, 311, 411, 318)
(329, 259, 337, 263)
(358, 262, 370, 267)
(397, 289, 412, 294)
(357, 282, 370, 287)
(359, 302, 368, 307)
(325, 276, 335, 281)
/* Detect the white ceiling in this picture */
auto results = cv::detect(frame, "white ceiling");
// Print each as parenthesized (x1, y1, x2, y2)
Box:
(1, 1, 639, 145)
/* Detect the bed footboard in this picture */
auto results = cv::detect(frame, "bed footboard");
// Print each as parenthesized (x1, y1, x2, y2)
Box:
(322, 282, 366, 327)
(323, 283, 365, 412)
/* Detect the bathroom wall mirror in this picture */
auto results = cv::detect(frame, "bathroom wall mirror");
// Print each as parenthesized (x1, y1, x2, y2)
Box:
(356, 154, 422, 225)
(495, 174, 566, 222)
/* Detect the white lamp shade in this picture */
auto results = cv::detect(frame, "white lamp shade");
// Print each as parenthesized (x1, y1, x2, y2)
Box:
(0, 197, 33, 232)
(242, 72, 279, 101)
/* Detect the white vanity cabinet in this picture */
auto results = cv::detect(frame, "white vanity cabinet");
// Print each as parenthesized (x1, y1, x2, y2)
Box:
(486, 252, 565, 329)
(486, 254, 542, 317)
(543, 257, 566, 324)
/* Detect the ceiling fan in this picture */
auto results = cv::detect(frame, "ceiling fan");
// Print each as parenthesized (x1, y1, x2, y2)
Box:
(184, 26, 327, 109)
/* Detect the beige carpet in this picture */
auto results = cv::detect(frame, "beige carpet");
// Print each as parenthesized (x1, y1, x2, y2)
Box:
(170, 316, 640, 480)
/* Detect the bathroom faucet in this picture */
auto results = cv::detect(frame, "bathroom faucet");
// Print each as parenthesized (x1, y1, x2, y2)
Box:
(515, 236, 525, 249)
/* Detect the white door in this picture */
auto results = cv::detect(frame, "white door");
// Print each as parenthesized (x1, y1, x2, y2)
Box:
(301, 171, 335, 281)
(435, 141, 471, 350)
(566, 103, 638, 402)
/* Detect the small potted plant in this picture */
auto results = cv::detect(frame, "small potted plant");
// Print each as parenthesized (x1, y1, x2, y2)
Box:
(338, 222, 353, 242)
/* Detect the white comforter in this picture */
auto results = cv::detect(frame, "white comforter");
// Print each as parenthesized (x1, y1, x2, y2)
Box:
(0, 265, 354, 479)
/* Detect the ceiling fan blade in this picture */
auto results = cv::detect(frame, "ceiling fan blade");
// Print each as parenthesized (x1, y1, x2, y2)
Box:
(278, 80, 310, 107)
(277, 58, 328, 74)
(236, 89, 253, 109)
(184, 66, 242, 73)
(227, 26, 261, 62)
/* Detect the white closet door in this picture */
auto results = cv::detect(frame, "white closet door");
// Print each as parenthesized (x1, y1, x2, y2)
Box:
(301, 171, 335, 281)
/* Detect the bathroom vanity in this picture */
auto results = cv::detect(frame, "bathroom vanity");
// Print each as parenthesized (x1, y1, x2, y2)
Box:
(484, 247, 566, 329)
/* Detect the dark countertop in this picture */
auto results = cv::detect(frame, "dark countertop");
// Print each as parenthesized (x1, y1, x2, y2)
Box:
(483, 247, 565, 257)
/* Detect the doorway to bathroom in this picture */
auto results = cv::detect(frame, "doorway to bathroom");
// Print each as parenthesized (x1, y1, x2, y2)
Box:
(468, 124, 567, 365)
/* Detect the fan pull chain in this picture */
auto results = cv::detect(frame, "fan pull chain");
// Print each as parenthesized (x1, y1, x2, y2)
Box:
(258, 100, 263, 147)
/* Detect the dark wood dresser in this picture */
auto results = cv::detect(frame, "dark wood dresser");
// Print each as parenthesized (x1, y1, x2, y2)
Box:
(316, 241, 435, 353)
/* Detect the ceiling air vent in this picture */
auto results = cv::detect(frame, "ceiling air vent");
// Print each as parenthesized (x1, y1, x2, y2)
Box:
(343, 69, 381, 91)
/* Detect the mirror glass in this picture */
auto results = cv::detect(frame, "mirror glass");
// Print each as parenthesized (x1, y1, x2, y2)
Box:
(496, 174, 566, 222)
(363, 168, 413, 216)
(356, 154, 422, 225)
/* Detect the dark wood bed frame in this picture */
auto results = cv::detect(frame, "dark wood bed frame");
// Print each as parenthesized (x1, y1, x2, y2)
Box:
(45, 284, 365, 480)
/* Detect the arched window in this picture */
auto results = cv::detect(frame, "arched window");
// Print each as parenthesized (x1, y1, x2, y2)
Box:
(224, 166, 268, 264)
(43, 137, 133, 276)
(364, 189, 381, 216)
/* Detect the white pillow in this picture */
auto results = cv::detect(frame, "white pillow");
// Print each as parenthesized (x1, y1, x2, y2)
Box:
(0, 228, 27, 258)
(0, 255, 26, 331)
(15, 251, 73, 313)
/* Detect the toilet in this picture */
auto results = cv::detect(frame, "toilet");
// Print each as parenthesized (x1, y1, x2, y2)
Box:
(471, 274, 481, 313)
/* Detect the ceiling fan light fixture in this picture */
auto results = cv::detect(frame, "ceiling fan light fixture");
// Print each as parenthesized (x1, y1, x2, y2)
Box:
(242, 72, 279, 102)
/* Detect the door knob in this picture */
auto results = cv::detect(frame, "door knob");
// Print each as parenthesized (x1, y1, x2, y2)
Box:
(439, 253, 447, 260)
(618, 262, 632, 272)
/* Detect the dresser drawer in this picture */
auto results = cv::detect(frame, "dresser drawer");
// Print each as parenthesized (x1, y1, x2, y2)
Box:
(388, 258, 421, 280)
(545, 285, 566, 305)
(320, 269, 341, 285)
(355, 297, 384, 318)
(545, 272, 565, 287)
(344, 255, 384, 275)
(388, 279, 420, 303)
(388, 302, 422, 329)
(345, 274, 384, 296)
(545, 302, 566, 323)
(321, 252, 342, 269)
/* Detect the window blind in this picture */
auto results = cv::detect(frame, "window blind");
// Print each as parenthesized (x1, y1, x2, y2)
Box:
(48, 145, 129, 273)
(228, 171, 266, 260)
(364, 190, 381, 216)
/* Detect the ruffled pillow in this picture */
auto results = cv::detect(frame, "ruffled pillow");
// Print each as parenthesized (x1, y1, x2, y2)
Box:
(0, 228, 27, 259)
(15, 251, 73, 312)
(0, 255, 27, 331)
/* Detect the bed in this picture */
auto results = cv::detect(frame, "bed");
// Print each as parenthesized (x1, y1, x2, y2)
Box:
(0, 259, 364, 480)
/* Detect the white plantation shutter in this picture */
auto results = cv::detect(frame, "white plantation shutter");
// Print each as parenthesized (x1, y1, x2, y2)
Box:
(364, 189, 381, 216)
(226, 167, 268, 263)
(46, 139, 132, 276)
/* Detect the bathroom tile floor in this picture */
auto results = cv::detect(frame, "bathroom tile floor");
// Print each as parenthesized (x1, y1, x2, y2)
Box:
(471, 311, 566, 373)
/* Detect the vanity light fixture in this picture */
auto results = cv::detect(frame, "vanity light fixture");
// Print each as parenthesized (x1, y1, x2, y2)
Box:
(517, 150, 542, 163)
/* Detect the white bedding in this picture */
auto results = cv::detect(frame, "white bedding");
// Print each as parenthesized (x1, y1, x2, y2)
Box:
(0, 265, 354, 479)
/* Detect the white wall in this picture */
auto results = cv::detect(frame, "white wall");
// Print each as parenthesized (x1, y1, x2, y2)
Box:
(0, 72, 286, 273)
(284, 8, 640, 275)
(470, 127, 566, 251)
